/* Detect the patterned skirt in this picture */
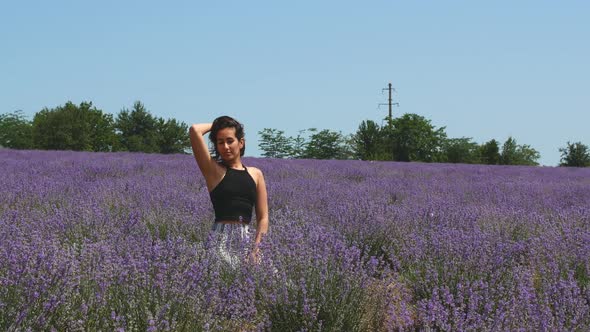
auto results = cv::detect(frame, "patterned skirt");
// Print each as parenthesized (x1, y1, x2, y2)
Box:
(209, 222, 252, 267)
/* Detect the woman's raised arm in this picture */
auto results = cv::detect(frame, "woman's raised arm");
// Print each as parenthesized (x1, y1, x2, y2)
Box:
(189, 123, 217, 178)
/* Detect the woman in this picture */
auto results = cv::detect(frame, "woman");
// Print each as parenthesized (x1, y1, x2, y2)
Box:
(189, 116, 268, 265)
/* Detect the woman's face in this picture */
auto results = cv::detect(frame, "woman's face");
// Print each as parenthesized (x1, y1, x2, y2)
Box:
(215, 127, 244, 162)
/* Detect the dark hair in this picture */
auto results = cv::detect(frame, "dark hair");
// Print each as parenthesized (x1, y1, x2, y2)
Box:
(209, 115, 246, 161)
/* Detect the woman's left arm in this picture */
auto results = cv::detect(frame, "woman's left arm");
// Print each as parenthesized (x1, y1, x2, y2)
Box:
(253, 168, 269, 245)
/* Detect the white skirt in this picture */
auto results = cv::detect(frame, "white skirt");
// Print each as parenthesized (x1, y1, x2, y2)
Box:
(210, 222, 252, 267)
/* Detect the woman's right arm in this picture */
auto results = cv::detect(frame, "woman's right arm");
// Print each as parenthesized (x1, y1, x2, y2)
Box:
(189, 123, 216, 177)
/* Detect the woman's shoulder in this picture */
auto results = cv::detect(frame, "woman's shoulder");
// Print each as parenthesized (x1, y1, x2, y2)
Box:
(245, 166, 265, 182)
(246, 166, 263, 175)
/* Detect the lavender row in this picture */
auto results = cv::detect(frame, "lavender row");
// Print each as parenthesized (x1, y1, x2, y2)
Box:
(1, 149, 589, 331)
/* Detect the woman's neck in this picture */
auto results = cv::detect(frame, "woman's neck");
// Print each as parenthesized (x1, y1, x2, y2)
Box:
(223, 159, 243, 170)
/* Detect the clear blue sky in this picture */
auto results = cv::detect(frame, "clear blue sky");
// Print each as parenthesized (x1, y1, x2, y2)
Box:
(1, 1, 588, 166)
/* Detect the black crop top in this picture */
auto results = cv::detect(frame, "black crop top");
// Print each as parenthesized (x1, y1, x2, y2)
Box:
(209, 165, 257, 223)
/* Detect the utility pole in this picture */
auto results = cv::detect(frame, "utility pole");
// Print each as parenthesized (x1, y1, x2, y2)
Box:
(378, 82, 399, 120)
(378, 82, 400, 161)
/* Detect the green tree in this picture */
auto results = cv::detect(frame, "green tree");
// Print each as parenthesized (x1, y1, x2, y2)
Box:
(258, 128, 292, 158)
(479, 139, 500, 165)
(384, 113, 447, 162)
(288, 129, 311, 159)
(115, 101, 160, 153)
(32, 101, 116, 151)
(156, 118, 190, 154)
(0, 110, 33, 149)
(442, 137, 480, 164)
(516, 143, 541, 166)
(559, 141, 590, 167)
(499, 136, 540, 166)
(304, 129, 350, 159)
(351, 120, 388, 160)
(499, 137, 518, 165)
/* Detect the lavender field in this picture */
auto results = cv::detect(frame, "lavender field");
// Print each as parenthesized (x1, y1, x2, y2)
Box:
(1, 149, 590, 331)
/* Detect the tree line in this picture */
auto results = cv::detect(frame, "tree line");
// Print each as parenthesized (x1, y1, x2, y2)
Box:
(258, 114, 590, 167)
(0, 101, 189, 154)
(2, 103, 589, 167)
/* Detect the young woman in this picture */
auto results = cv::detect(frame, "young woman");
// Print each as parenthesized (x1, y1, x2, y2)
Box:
(189, 116, 268, 264)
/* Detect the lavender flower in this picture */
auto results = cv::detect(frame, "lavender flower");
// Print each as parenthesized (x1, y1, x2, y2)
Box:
(0, 150, 589, 330)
